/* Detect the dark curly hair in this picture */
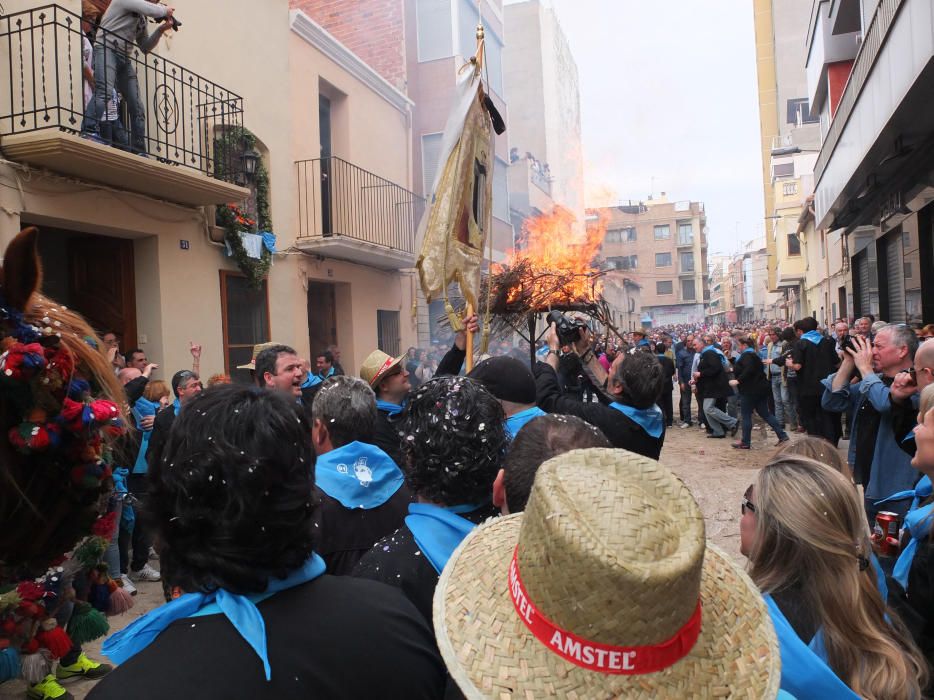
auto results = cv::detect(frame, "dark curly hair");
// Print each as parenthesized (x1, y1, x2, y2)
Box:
(147, 384, 316, 594)
(399, 376, 507, 506)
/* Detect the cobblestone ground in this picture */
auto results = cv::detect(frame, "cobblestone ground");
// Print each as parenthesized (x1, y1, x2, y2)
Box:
(2, 390, 846, 699)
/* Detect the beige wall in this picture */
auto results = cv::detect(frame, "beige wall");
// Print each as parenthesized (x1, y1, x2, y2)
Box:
(2, 0, 418, 383)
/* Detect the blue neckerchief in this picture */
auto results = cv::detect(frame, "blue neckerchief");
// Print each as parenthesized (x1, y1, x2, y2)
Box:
(802, 330, 824, 345)
(505, 406, 546, 438)
(172, 398, 181, 416)
(406, 503, 480, 575)
(610, 402, 664, 438)
(637, 339, 649, 347)
(301, 372, 322, 389)
(893, 499, 934, 590)
(376, 399, 404, 416)
(764, 595, 860, 699)
(702, 345, 728, 367)
(316, 367, 335, 382)
(741, 347, 757, 356)
(103, 554, 326, 681)
(875, 475, 932, 511)
(314, 441, 404, 509)
(870, 553, 888, 601)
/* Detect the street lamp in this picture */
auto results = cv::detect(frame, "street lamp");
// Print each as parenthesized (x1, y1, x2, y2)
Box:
(240, 148, 261, 180)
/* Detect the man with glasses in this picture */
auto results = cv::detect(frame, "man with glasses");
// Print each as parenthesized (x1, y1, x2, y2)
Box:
(891, 337, 934, 453)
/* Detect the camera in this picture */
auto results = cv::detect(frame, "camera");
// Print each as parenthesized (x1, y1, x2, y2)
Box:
(546, 310, 588, 346)
(150, 14, 181, 30)
(840, 335, 857, 354)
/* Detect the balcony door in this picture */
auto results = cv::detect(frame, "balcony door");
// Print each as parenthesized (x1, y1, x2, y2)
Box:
(319, 95, 333, 236)
(31, 224, 137, 349)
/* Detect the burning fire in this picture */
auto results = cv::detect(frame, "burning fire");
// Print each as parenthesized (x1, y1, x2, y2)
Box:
(498, 206, 607, 307)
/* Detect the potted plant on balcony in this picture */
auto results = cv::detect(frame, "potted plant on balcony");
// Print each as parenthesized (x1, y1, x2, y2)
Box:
(214, 128, 273, 288)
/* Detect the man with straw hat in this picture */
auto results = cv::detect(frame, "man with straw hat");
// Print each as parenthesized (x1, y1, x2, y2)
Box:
(434, 448, 781, 698)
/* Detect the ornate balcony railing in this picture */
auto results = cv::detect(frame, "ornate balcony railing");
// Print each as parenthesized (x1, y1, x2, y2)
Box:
(296, 156, 423, 255)
(0, 4, 245, 182)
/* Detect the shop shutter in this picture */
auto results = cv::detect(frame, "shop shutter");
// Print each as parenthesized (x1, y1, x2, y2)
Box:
(884, 233, 906, 323)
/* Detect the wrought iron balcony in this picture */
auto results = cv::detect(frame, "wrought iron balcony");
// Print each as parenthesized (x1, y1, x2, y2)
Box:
(296, 156, 424, 270)
(0, 4, 249, 206)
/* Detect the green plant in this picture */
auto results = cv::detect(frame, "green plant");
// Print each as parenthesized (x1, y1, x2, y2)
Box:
(214, 127, 273, 288)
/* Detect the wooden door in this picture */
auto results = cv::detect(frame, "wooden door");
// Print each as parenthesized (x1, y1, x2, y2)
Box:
(67, 235, 137, 349)
(307, 282, 337, 358)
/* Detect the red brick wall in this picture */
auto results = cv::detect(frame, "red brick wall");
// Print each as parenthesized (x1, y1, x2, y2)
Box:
(291, 0, 407, 93)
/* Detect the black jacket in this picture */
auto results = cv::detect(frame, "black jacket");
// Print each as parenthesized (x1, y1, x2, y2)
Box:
(696, 350, 732, 400)
(372, 410, 404, 468)
(533, 362, 664, 459)
(87, 576, 446, 700)
(146, 405, 176, 468)
(313, 484, 412, 576)
(734, 351, 770, 397)
(792, 337, 839, 397)
(656, 354, 676, 391)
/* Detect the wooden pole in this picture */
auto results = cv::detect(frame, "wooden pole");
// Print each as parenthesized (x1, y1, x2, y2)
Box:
(465, 302, 475, 372)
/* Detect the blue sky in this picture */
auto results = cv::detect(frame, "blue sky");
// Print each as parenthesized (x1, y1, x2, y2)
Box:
(534, 0, 766, 255)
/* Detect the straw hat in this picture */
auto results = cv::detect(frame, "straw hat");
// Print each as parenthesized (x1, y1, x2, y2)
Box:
(236, 341, 281, 371)
(434, 448, 779, 699)
(360, 349, 405, 387)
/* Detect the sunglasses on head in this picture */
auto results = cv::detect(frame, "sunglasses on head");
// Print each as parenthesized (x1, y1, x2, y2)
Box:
(741, 497, 756, 515)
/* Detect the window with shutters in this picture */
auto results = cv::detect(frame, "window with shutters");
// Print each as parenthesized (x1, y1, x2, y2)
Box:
(655, 252, 672, 267)
(416, 0, 453, 62)
(680, 252, 694, 272)
(656, 280, 673, 295)
(220, 272, 270, 384)
(681, 279, 696, 301)
(377, 310, 401, 357)
(421, 133, 443, 198)
(787, 233, 801, 256)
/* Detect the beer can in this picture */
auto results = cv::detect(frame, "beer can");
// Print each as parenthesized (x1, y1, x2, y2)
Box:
(873, 511, 901, 557)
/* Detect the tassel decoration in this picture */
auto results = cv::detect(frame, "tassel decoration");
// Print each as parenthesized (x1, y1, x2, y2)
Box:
(19, 650, 52, 685)
(35, 619, 72, 659)
(88, 583, 110, 613)
(66, 602, 109, 645)
(0, 646, 21, 684)
(108, 586, 134, 616)
(73, 536, 107, 568)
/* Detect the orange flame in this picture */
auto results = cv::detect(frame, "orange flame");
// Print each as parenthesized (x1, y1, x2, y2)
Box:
(499, 206, 607, 306)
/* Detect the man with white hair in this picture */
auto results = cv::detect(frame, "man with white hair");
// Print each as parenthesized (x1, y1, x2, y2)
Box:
(822, 324, 920, 521)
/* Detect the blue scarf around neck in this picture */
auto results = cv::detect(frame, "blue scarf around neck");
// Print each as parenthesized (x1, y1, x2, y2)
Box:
(702, 345, 728, 367)
(876, 476, 934, 590)
(406, 503, 480, 574)
(376, 399, 404, 416)
(132, 396, 162, 474)
(172, 397, 181, 416)
(314, 441, 404, 509)
(301, 372, 323, 389)
(765, 595, 860, 699)
(741, 347, 757, 356)
(103, 554, 326, 681)
(505, 406, 546, 438)
(802, 330, 824, 345)
(610, 402, 664, 438)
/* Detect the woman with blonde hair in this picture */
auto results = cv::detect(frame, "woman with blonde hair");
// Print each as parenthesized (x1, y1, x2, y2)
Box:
(744, 455, 927, 698)
(886, 383, 934, 661)
(777, 435, 851, 481)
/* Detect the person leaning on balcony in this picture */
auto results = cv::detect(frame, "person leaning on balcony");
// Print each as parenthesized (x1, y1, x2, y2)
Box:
(81, 0, 175, 156)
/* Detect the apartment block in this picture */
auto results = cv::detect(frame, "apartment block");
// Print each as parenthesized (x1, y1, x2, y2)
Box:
(594, 196, 709, 327)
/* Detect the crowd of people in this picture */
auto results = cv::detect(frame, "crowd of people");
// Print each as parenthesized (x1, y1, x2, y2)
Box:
(4, 224, 934, 698)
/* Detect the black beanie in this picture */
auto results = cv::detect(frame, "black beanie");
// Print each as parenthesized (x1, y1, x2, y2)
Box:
(467, 356, 536, 404)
